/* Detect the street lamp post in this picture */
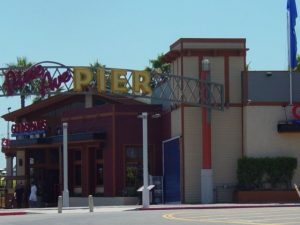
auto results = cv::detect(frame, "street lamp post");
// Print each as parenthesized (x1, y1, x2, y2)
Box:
(7, 107, 11, 140)
(5, 107, 12, 188)
(62, 122, 69, 207)
(200, 58, 213, 204)
(138, 112, 150, 208)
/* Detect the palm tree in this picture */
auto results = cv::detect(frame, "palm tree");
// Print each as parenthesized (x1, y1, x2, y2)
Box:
(145, 53, 170, 74)
(89, 60, 111, 90)
(32, 82, 64, 103)
(145, 53, 170, 89)
(89, 59, 105, 74)
(295, 55, 300, 71)
(6, 57, 34, 108)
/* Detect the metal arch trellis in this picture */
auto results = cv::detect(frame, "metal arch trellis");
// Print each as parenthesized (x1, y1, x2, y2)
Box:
(0, 61, 224, 110)
(132, 72, 224, 110)
(0, 61, 74, 97)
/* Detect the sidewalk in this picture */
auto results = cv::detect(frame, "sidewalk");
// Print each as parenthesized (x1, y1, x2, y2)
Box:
(1, 203, 300, 216)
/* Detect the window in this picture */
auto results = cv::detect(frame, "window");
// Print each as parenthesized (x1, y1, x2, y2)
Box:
(49, 149, 59, 164)
(96, 164, 103, 185)
(73, 150, 82, 186)
(74, 165, 82, 186)
(125, 146, 143, 188)
(125, 146, 153, 189)
(74, 150, 81, 161)
(29, 150, 45, 165)
(126, 163, 143, 187)
(96, 148, 103, 160)
(89, 146, 104, 189)
(94, 148, 103, 186)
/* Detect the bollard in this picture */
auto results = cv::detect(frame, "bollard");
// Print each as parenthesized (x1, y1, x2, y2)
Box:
(58, 195, 63, 213)
(88, 195, 94, 212)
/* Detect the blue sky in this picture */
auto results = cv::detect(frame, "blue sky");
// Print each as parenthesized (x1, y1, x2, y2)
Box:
(0, 0, 297, 168)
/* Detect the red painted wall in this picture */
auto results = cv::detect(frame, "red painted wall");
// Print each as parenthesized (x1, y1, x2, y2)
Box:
(64, 103, 163, 197)
(114, 105, 162, 196)
(64, 105, 115, 196)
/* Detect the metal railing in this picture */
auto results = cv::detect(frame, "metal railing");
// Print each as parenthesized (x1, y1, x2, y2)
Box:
(0, 62, 224, 110)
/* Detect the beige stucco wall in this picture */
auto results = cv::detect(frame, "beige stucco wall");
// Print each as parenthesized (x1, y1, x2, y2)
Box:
(178, 58, 181, 76)
(243, 106, 300, 183)
(183, 107, 202, 203)
(212, 108, 243, 202)
(16, 151, 25, 176)
(170, 60, 175, 74)
(212, 108, 243, 183)
(182, 56, 199, 104)
(183, 56, 199, 78)
(182, 42, 245, 50)
(205, 57, 225, 105)
(169, 58, 181, 103)
(206, 56, 225, 86)
(229, 57, 244, 103)
(168, 41, 245, 203)
(171, 58, 180, 75)
(171, 108, 182, 137)
(181, 106, 243, 203)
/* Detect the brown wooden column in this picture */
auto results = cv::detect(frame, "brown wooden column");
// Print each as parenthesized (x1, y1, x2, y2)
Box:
(224, 55, 230, 104)
(82, 145, 90, 197)
(112, 105, 116, 196)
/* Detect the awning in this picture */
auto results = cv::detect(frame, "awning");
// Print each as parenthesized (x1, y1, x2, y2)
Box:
(9, 132, 106, 148)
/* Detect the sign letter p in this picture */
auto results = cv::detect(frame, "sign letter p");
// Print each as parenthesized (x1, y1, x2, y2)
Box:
(73, 67, 93, 92)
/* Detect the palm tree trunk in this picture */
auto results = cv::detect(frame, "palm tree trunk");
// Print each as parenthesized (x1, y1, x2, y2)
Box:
(21, 95, 25, 108)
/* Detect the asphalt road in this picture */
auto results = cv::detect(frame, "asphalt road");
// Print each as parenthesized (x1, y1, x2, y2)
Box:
(1, 207, 300, 225)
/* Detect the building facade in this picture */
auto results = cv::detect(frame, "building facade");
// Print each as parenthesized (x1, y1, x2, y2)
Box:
(2, 38, 300, 206)
(2, 94, 163, 206)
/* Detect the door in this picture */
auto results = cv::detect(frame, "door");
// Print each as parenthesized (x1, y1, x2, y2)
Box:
(163, 137, 180, 203)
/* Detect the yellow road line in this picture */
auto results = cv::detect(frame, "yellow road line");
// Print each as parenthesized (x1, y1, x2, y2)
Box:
(162, 212, 284, 225)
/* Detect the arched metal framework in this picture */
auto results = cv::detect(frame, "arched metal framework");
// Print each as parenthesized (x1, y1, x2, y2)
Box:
(0, 61, 224, 110)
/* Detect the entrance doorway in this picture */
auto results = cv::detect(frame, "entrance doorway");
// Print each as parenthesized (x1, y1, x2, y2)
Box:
(163, 137, 180, 203)
(29, 168, 59, 206)
(28, 148, 60, 207)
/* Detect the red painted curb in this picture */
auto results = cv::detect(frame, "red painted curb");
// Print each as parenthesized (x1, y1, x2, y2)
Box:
(139, 205, 300, 211)
(0, 212, 27, 216)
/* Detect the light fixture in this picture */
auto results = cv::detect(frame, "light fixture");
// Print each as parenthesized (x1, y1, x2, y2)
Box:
(202, 58, 210, 72)
(266, 72, 272, 77)
(151, 113, 161, 119)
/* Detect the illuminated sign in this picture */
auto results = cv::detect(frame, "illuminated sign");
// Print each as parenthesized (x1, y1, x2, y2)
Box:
(2, 63, 153, 97)
(11, 120, 47, 137)
(292, 105, 300, 119)
(1, 138, 10, 148)
(3, 65, 72, 96)
(73, 68, 152, 95)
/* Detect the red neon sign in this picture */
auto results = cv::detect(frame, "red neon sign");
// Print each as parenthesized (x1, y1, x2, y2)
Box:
(292, 105, 300, 119)
(3, 65, 72, 96)
(1, 138, 10, 148)
(11, 120, 47, 134)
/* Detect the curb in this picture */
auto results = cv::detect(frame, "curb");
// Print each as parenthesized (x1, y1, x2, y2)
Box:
(1, 204, 300, 215)
(0, 212, 27, 216)
(138, 204, 300, 211)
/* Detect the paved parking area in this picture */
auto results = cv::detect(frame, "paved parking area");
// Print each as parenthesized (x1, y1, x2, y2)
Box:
(163, 207, 300, 225)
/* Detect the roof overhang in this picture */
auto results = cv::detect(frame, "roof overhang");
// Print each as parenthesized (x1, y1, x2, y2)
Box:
(8, 132, 106, 148)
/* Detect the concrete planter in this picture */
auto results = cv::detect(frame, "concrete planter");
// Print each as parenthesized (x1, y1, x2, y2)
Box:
(234, 191, 300, 203)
